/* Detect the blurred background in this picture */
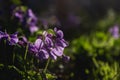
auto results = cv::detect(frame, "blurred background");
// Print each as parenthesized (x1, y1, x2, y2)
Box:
(0, 0, 120, 80)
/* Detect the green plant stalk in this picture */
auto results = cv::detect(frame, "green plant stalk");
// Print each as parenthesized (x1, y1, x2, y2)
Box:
(113, 68, 120, 80)
(13, 52, 15, 64)
(8, 65, 24, 75)
(24, 44, 28, 60)
(12, 46, 16, 64)
(43, 58, 51, 73)
(24, 44, 28, 72)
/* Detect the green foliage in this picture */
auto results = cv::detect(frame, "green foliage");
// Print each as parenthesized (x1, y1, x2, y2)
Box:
(68, 31, 120, 80)
(11, 0, 22, 5)
(92, 58, 120, 80)
(46, 73, 57, 80)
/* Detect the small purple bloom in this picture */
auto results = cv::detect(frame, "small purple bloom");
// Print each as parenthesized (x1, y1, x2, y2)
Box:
(43, 31, 54, 47)
(0, 31, 18, 45)
(7, 32, 19, 45)
(13, 7, 25, 22)
(54, 28, 64, 39)
(26, 9, 39, 34)
(0, 31, 5, 39)
(109, 24, 119, 39)
(27, 9, 37, 20)
(27, 9, 37, 26)
(54, 28, 68, 47)
(29, 25, 39, 34)
(13, 7, 39, 34)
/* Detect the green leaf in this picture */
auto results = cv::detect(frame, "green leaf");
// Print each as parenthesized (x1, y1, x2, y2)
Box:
(46, 73, 57, 80)
(47, 29, 55, 35)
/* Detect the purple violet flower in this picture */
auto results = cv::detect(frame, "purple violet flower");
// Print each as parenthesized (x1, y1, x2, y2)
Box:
(28, 28, 69, 61)
(54, 28, 68, 47)
(0, 31, 18, 45)
(26, 9, 39, 34)
(27, 9, 37, 25)
(34, 39, 44, 50)
(109, 24, 119, 39)
(43, 31, 54, 47)
(13, 7, 25, 23)
(0, 31, 6, 40)
(29, 38, 49, 60)
(29, 25, 39, 34)
(13, 7, 39, 34)
(50, 28, 68, 60)
(8, 32, 19, 45)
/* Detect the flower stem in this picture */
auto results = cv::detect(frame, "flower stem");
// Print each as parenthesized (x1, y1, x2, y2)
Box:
(24, 44, 28, 60)
(43, 58, 51, 73)
(13, 52, 15, 64)
(24, 44, 28, 72)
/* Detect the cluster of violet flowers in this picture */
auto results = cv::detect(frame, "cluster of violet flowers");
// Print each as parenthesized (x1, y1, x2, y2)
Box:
(0, 6, 69, 61)
(29, 28, 70, 60)
(0, 28, 69, 61)
(13, 6, 39, 34)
